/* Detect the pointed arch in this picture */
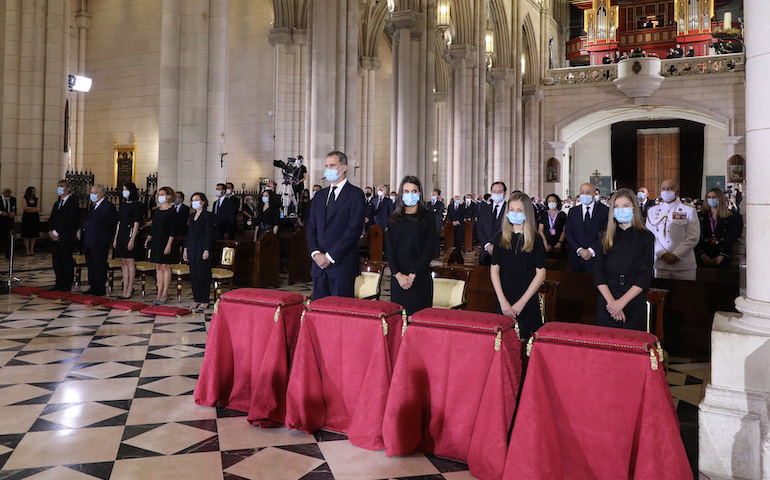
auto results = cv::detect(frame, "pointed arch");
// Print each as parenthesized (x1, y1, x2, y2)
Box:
(360, 0, 389, 58)
(521, 14, 539, 86)
(488, 0, 512, 68)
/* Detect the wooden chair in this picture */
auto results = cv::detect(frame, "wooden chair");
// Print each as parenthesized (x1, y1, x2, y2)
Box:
(463, 219, 474, 253)
(169, 239, 191, 302)
(211, 240, 238, 300)
(107, 258, 123, 294)
(234, 232, 280, 288)
(537, 280, 561, 324)
(73, 254, 86, 288)
(646, 288, 669, 343)
(367, 224, 384, 261)
(354, 260, 386, 300)
(431, 266, 472, 309)
(135, 248, 156, 299)
(442, 247, 465, 266)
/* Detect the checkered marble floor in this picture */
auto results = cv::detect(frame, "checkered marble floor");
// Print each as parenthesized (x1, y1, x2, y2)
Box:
(0, 254, 702, 479)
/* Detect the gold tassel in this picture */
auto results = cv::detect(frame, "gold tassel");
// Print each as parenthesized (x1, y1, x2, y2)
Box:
(299, 309, 307, 324)
(381, 317, 389, 336)
(526, 337, 534, 357)
(514, 322, 521, 340)
(656, 342, 665, 364)
(401, 317, 408, 337)
(494, 330, 502, 351)
(213, 298, 221, 314)
(274, 305, 282, 323)
(650, 348, 659, 371)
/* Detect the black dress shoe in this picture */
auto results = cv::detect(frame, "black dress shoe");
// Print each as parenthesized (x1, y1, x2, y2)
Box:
(48, 286, 62, 291)
(83, 289, 94, 295)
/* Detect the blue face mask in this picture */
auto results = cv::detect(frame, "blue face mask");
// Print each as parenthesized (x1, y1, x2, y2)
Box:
(324, 167, 341, 182)
(262, 196, 270, 204)
(402, 192, 420, 207)
(89, 193, 98, 203)
(431, 195, 437, 202)
(707, 198, 719, 208)
(637, 191, 647, 201)
(506, 211, 526, 225)
(191, 200, 202, 210)
(454, 200, 461, 206)
(491, 193, 505, 204)
(579, 194, 594, 205)
(613, 207, 634, 224)
(57, 186, 65, 196)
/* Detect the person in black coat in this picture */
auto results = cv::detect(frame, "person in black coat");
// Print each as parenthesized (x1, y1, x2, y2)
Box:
(79, 185, 118, 296)
(696, 187, 743, 269)
(478, 182, 507, 265)
(297, 189, 311, 228)
(446, 195, 465, 249)
(48, 180, 81, 291)
(172, 191, 190, 238)
(565, 183, 609, 273)
(21, 186, 40, 256)
(538, 194, 567, 257)
(145, 187, 176, 304)
(386, 176, 437, 315)
(428, 190, 445, 255)
(253, 190, 281, 240)
(363, 186, 375, 230)
(113, 182, 145, 299)
(636, 187, 656, 219)
(305, 151, 365, 299)
(212, 183, 231, 239)
(594, 189, 654, 331)
(0, 188, 17, 259)
(184, 193, 216, 313)
(225, 182, 239, 238)
(371, 185, 394, 230)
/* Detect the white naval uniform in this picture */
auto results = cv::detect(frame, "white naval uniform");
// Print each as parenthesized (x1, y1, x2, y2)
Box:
(645, 200, 701, 280)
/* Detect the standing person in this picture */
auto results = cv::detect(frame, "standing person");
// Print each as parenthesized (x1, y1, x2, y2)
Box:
(385, 176, 437, 315)
(113, 183, 145, 299)
(172, 191, 190, 238)
(696, 187, 743, 269)
(212, 183, 229, 239)
(145, 187, 176, 304)
(79, 185, 117, 296)
(538, 194, 567, 257)
(253, 189, 280, 240)
(21, 186, 41, 256)
(48, 180, 80, 291)
(489, 192, 547, 339)
(297, 189, 311, 227)
(594, 189, 654, 331)
(305, 151, 365, 299)
(241, 195, 256, 230)
(646, 179, 700, 280)
(184, 193, 215, 313)
(637, 187, 656, 219)
(0, 189, 17, 259)
(372, 185, 394, 230)
(565, 183, 609, 273)
(428, 189, 445, 255)
(363, 186, 374, 229)
(292, 156, 308, 199)
(446, 195, 465, 249)
(225, 182, 239, 238)
(478, 182, 507, 265)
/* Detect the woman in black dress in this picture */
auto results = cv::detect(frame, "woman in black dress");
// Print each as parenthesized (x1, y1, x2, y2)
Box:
(490, 192, 547, 339)
(113, 182, 145, 299)
(695, 187, 742, 269)
(385, 175, 437, 315)
(21, 186, 40, 256)
(242, 195, 256, 230)
(145, 186, 176, 305)
(537, 193, 567, 258)
(184, 193, 215, 313)
(594, 188, 654, 331)
(252, 190, 280, 241)
(297, 189, 311, 227)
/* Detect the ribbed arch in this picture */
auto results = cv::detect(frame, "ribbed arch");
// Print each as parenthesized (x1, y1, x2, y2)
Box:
(488, 0, 511, 67)
(360, 0, 390, 57)
(451, 0, 475, 45)
(521, 14, 539, 85)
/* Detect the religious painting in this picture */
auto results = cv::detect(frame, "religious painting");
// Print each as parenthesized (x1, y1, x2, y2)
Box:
(728, 154, 745, 183)
(114, 143, 136, 186)
(591, 175, 612, 198)
(545, 158, 560, 183)
(706, 175, 725, 192)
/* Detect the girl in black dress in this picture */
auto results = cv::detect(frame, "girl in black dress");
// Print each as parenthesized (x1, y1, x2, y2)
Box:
(184, 193, 215, 313)
(385, 176, 437, 315)
(695, 187, 742, 269)
(297, 189, 311, 227)
(113, 183, 145, 299)
(490, 192, 546, 339)
(537, 194, 567, 258)
(145, 186, 176, 305)
(252, 190, 280, 241)
(21, 186, 40, 256)
(594, 188, 654, 331)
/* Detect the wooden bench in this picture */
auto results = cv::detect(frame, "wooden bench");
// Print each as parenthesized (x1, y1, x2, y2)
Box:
(234, 231, 280, 288)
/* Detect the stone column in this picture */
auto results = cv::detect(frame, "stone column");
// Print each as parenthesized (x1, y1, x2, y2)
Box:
(74, 7, 91, 171)
(359, 56, 380, 189)
(487, 68, 514, 184)
(522, 85, 544, 196)
(698, 2, 770, 479)
(435, 92, 449, 195)
(271, 28, 308, 164)
(722, 135, 743, 161)
(446, 44, 477, 196)
(388, 11, 417, 191)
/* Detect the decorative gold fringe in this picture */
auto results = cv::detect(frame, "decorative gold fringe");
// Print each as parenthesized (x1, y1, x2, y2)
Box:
(213, 298, 221, 314)
(401, 317, 408, 337)
(650, 348, 659, 371)
(656, 341, 665, 364)
(274, 305, 282, 323)
(514, 322, 520, 339)
(299, 309, 307, 324)
(526, 337, 534, 357)
(494, 330, 502, 351)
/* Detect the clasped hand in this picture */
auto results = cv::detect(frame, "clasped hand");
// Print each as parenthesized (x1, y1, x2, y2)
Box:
(396, 272, 416, 290)
(313, 252, 331, 269)
(606, 298, 627, 323)
(500, 299, 524, 319)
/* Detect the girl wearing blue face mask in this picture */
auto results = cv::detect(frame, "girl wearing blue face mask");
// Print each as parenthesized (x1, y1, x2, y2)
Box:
(112, 182, 146, 299)
(594, 188, 654, 331)
(695, 187, 742, 269)
(253, 190, 280, 242)
(184, 193, 216, 313)
(385, 175, 437, 315)
(490, 192, 546, 339)
(145, 186, 176, 305)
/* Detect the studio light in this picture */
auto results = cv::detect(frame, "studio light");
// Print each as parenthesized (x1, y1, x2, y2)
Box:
(68, 75, 92, 92)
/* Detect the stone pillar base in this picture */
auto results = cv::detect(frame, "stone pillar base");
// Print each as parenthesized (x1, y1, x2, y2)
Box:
(699, 312, 770, 480)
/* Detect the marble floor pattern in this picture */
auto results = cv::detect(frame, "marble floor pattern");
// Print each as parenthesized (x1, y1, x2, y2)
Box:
(0, 253, 703, 479)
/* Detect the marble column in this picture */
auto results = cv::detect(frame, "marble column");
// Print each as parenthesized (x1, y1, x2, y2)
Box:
(359, 56, 380, 189)
(388, 11, 417, 191)
(446, 44, 477, 196)
(73, 7, 91, 171)
(435, 92, 449, 194)
(522, 86, 544, 196)
(699, 2, 770, 479)
(487, 68, 514, 184)
(270, 28, 308, 166)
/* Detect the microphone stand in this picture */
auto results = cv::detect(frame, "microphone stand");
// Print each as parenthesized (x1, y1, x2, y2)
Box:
(3, 229, 20, 292)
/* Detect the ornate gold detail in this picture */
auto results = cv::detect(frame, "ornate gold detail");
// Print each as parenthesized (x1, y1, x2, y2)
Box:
(300, 309, 307, 324)
(656, 341, 665, 364)
(650, 348, 659, 370)
(221, 247, 235, 266)
(381, 316, 389, 336)
(274, 305, 282, 323)
(213, 298, 221, 314)
(494, 329, 502, 351)
(526, 337, 534, 357)
(401, 317, 408, 337)
(514, 322, 521, 340)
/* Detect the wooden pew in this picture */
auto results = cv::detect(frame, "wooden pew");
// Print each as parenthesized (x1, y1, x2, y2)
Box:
(463, 219, 474, 252)
(368, 224, 384, 261)
(442, 220, 454, 254)
(234, 232, 281, 288)
(288, 228, 311, 285)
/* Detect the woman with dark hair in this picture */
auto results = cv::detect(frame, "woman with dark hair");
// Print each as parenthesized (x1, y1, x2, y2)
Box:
(297, 188, 311, 227)
(253, 189, 281, 241)
(113, 182, 146, 298)
(537, 193, 567, 257)
(696, 187, 742, 268)
(184, 193, 215, 313)
(594, 188, 654, 331)
(21, 186, 40, 255)
(145, 186, 176, 305)
(385, 175, 437, 315)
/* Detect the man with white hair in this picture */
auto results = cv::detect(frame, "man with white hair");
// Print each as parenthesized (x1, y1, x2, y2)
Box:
(78, 184, 117, 295)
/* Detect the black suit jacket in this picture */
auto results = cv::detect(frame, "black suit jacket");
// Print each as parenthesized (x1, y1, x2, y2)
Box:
(173, 203, 191, 237)
(478, 202, 505, 248)
(565, 202, 609, 270)
(81, 200, 117, 248)
(49, 195, 81, 241)
(446, 203, 465, 222)
(372, 196, 394, 229)
(428, 200, 445, 231)
(185, 211, 215, 258)
(212, 196, 232, 238)
(0, 196, 16, 230)
(639, 199, 655, 218)
(363, 198, 375, 229)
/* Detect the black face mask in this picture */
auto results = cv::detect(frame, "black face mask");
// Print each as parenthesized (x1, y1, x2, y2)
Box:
(365, 192, 372, 198)
(303, 196, 310, 201)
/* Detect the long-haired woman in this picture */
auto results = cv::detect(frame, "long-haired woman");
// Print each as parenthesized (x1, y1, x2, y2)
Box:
(594, 188, 654, 331)
(385, 175, 437, 315)
(537, 193, 567, 257)
(145, 186, 176, 305)
(490, 192, 547, 339)
(113, 182, 145, 298)
(183, 193, 216, 313)
(21, 186, 40, 255)
(695, 187, 742, 268)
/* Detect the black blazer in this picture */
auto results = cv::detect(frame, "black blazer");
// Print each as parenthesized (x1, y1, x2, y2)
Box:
(565, 202, 609, 269)
(0, 196, 16, 229)
(185, 210, 216, 259)
(639, 199, 656, 218)
(363, 198, 375, 229)
(212, 196, 232, 238)
(446, 202, 465, 222)
(478, 202, 505, 248)
(81, 200, 118, 248)
(428, 200, 445, 231)
(372, 196, 393, 229)
(48, 195, 81, 241)
(306, 181, 365, 281)
(173, 203, 191, 237)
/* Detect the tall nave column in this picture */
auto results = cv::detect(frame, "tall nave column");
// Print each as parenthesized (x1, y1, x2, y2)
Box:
(522, 86, 544, 196)
(388, 12, 417, 191)
(487, 68, 514, 184)
(699, 2, 770, 479)
(359, 56, 380, 189)
(270, 28, 307, 165)
(446, 44, 477, 197)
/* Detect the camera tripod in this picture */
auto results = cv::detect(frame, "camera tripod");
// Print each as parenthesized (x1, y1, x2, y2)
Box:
(276, 175, 297, 217)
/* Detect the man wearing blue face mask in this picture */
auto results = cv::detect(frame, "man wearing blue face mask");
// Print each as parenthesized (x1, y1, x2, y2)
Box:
(78, 184, 117, 296)
(427, 189, 445, 254)
(48, 180, 81, 291)
(305, 151, 365, 298)
(565, 182, 609, 273)
(446, 195, 465, 249)
(636, 187, 655, 219)
(478, 181, 508, 265)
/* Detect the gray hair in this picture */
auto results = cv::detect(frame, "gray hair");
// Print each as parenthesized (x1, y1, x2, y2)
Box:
(92, 184, 106, 195)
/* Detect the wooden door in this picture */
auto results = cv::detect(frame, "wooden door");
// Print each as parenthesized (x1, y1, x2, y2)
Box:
(637, 132, 680, 198)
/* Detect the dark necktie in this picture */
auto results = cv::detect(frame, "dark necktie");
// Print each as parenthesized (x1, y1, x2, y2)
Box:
(59, 199, 64, 210)
(493, 205, 499, 219)
(328, 186, 337, 204)
(584, 207, 591, 223)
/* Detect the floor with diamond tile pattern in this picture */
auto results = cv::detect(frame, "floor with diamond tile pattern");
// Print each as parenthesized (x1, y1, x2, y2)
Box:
(0, 254, 702, 479)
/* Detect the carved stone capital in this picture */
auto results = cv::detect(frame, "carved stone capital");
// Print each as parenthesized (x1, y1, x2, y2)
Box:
(486, 67, 515, 88)
(293, 29, 308, 46)
(434, 91, 448, 103)
(75, 11, 91, 30)
(444, 44, 478, 69)
(360, 56, 382, 71)
(268, 27, 293, 47)
(388, 11, 418, 30)
(722, 135, 744, 146)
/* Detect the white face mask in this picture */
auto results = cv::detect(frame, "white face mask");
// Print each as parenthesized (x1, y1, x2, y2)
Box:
(191, 200, 202, 210)
(548, 202, 557, 210)
(122, 190, 131, 199)
(157, 195, 167, 204)
(389, 195, 397, 202)
(377, 190, 384, 197)
(226, 189, 232, 195)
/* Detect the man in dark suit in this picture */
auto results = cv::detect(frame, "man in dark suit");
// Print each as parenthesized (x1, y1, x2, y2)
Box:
(446, 195, 465, 249)
(78, 185, 117, 296)
(212, 183, 230, 239)
(637, 186, 656, 219)
(306, 151, 365, 299)
(173, 191, 191, 237)
(225, 182, 239, 238)
(0, 188, 17, 259)
(428, 189, 445, 256)
(363, 186, 375, 230)
(478, 181, 507, 265)
(48, 180, 81, 291)
(565, 182, 609, 273)
(372, 185, 394, 230)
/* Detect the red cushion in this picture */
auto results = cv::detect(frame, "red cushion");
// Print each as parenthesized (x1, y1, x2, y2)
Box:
(308, 296, 404, 319)
(37, 290, 71, 301)
(140, 305, 193, 317)
(221, 288, 305, 308)
(533, 322, 659, 355)
(12, 286, 46, 297)
(67, 294, 111, 306)
(101, 300, 150, 312)
(410, 308, 515, 334)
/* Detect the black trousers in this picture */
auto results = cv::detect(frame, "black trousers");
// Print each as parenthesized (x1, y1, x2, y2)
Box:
(84, 243, 109, 295)
(51, 237, 75, 291)
(453, 225, 463, 249)
(0, 225, 11, 258)
(189, 257, 212, 303)
(312, 270, 355, 300)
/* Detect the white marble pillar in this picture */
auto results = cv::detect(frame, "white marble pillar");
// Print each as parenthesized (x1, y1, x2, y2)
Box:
(73, 8, 90, 171)
(699, 2, 770, 479)
(205, 0, 228, 190)
(487, 68, 514, 184)
(359, 56, 380, 189)
(446, 44, 477, 196)
(271, 28, 307, 163)
(388, 11, 416, 190)
(435, 92, 449, 195)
